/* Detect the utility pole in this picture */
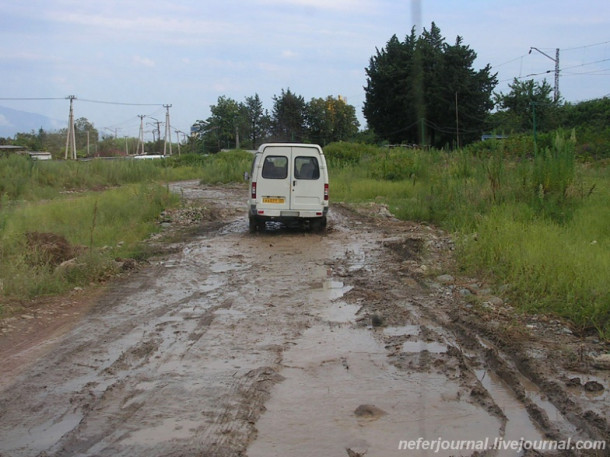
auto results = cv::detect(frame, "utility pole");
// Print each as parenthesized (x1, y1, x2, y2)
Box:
(86, 131, 90, 157)
(163, 104, 172, 156)
(455, 92, 460, 149)
(174, 129, 184, 156)
(64, 95, 77, 160)
(531, 101, 537, 154)
(529, 47, 560, 102)
(137, 115, 146, 155)
(148, 117, 161, 153)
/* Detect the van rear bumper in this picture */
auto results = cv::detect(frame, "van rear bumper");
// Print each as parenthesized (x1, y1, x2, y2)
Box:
(249, 205, 328, 219)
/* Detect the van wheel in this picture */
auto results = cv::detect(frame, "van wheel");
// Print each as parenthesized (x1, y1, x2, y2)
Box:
(311, 217, 327, 232)
(248, 217, 257, 233)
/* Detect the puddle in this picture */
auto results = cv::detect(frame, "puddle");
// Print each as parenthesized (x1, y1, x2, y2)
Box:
(322, 279, 353, 301)
(402, 340, 447, 354)
(213, 308, 246, 318)
(319, 301, 361, 323)
(476, 369, 546, 444)
(248, 325, 511, 457)
(122, 418, 202, 445)
(1, 412, 83, 451)
(218, 219, 247, 235)
(518, 373, 585, 438)
(383, 325, 420, 337)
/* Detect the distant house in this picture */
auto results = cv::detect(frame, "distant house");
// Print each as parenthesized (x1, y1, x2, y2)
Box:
(0, 144, 26, 157)
(481, 134, 508, 141)
(27, 151, 52, 160)
(0, 145, 52, 160)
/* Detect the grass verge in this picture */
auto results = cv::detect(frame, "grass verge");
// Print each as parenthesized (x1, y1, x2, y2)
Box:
(0, 183, 178, 302)
(329, 137, 609, 338)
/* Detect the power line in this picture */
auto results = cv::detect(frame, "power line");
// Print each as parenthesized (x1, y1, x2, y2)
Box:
(78, 98, 163, 107)
(0, 97, 65, 101)
(490, 54, 528, 70)
(561, 57, 610, 71)
(562, 40, 610, 52)
(0, 96, 163, 106)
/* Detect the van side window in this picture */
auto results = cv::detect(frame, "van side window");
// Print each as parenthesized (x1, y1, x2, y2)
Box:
(262, 156, 288, 179)
(294, 157, 320, 180)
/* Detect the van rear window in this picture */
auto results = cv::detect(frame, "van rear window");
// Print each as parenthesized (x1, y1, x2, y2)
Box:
(294, 156, 320, 180)
(262, 156, 288, 179)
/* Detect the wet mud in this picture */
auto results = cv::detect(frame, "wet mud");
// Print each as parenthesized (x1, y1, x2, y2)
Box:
(0, 181, 608, 457)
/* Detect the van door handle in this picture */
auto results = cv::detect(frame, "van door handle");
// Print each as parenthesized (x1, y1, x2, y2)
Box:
(293, 180, 296, 186)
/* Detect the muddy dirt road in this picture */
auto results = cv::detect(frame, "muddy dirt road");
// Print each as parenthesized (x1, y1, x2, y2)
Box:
(0, 181, 608, 457)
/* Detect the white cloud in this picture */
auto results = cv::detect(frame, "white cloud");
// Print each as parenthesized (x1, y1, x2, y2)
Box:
(133, 56, 156, 68)
(282, 50, 298, 58)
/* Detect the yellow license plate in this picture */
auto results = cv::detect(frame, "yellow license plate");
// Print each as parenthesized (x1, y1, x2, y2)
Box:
(263, 197, 285, 204)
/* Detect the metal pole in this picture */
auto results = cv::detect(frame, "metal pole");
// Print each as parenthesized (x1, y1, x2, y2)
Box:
(554, 48, 560, 102)
(529, 47, 560, 102)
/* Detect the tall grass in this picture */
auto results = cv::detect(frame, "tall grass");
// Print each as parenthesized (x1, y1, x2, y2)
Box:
(0, 151, 253, 306)
(328, 135, 609, 338)
(0, 183, 178, 300)
(0, 155, 202, 203)
(197, 150, 253, 184)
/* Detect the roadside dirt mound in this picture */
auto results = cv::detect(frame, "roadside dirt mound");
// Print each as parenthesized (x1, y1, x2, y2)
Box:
(25, 231, 86, 266)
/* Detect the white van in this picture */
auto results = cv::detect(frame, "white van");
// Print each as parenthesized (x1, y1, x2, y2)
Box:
(248, 143, 329, 232)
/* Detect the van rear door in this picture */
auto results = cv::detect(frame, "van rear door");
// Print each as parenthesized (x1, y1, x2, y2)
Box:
(291, 149, 325, 212)
(258, 146, 291, 211)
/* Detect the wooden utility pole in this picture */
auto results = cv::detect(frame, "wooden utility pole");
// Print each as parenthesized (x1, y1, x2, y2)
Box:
(64, 95, 77, 160)
(163, 104, 172, 156)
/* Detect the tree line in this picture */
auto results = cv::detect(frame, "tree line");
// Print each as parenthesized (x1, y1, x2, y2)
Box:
(2, 22, 608, 156)
(189, 90, 360, 153)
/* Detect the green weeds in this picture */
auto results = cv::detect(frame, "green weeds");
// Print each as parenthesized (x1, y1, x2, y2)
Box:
(329, 135, 609, 338)
(0, 183, 178, 301)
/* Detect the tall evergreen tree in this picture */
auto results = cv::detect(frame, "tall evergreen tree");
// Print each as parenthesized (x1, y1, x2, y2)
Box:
(363, 23, 497, 147)
(271, 88, 306, 142)
(244, 94, 270, 149)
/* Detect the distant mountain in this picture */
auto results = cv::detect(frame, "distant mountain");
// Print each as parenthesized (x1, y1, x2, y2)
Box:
(0, 105, 64, 138)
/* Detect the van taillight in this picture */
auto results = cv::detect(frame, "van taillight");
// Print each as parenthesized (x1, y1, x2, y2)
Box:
(324, 183, 329, 201)
(251, 182, 257, 199)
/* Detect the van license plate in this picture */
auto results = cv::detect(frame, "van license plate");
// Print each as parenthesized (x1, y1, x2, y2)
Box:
(263, 197, 285, 204)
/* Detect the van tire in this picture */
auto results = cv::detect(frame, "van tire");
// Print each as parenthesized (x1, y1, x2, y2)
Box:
(248, 217, 257, 233)
(311, 217, 327, 232)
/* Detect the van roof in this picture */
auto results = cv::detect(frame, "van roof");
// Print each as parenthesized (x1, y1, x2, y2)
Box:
(258, 143, 324, 154)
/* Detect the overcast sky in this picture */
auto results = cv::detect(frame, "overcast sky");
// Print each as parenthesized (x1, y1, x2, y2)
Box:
(1, 0, 609, 139)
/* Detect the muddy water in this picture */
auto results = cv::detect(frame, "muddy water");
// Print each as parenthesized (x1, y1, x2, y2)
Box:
(248, 284, 544, 457)
(0, 183, 596, 457)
